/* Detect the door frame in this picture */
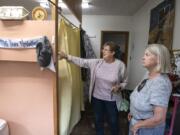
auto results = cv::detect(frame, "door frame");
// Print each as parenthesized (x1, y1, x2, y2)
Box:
(101, 31, 129, 65)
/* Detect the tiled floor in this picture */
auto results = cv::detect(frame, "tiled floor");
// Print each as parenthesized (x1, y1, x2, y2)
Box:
(71, 102, 129, 135)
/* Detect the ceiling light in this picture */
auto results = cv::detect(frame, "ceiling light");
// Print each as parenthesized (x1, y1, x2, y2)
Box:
(36, 0, 50, 9)
(37, 0, 90, 9)
(59, 0, 90, 9)
(82, 2, 89, 8)
(58, 2, 67, 9)
(40, 2, 50, 9)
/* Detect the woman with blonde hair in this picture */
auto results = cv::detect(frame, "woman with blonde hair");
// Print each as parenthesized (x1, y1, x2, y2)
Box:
(129, 44, 172, 135)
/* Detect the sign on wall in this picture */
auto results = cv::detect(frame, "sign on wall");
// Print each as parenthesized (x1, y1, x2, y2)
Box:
(0, 36, 44, 48)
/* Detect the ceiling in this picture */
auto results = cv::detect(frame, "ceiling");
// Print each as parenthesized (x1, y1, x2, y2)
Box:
(0, 0, 147, 16)
(81, 0, 147, 15)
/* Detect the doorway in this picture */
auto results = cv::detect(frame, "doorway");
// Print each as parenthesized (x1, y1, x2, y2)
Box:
(101, 31, 129, 65)
(71, 31, 130, 135)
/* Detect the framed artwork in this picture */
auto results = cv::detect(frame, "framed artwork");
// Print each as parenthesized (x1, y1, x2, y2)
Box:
(172, 49, 180, 76)
(101, 31, 129, 65)
(148, 0, 175, 50)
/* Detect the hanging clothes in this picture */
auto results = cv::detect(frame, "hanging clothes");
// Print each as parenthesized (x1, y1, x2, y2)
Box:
(80, 30, 87, 81)
(80, 30, 96, 80)
(82, 32, 96, 59)
(80, 30, 96, 103)
(58, 19, 84, 135)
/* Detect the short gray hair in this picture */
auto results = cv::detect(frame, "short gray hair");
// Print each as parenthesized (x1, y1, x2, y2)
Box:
(145, 44, 171, 73)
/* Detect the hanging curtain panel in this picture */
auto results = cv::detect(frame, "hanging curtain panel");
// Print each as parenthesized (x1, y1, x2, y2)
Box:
(58, 19, 84, 135)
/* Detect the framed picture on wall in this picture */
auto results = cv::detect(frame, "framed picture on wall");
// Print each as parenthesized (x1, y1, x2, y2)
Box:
(172, 49, 180, 76)
(101, 31, 129, 65)
(148, 0, 175, 50)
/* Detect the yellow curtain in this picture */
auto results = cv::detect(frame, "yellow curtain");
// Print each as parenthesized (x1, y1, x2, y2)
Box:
(58, 19, 84, 135)
(51, 0, 56, 20)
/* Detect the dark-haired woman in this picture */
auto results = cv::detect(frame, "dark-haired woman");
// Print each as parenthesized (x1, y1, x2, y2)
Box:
(59, 41, 127, 135)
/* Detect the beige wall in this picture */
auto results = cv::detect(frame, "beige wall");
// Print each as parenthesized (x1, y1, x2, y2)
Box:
(0, 20, 55, 135)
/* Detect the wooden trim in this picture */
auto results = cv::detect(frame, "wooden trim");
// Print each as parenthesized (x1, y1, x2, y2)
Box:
(173, 49, 180, 52)
(54, 0, 59, 135)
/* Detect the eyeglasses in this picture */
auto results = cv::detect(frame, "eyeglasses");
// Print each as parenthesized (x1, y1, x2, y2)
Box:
(137, 79, 148, 92)
(102, 48, 112, 52)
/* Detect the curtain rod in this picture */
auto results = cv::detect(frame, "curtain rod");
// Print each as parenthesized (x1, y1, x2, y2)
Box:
(47, 0, 79, 29)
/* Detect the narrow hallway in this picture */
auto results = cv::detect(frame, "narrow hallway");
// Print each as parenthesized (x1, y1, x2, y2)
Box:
(71, 102, 129, 135)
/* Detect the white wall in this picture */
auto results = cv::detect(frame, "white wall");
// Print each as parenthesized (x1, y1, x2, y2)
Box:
(65, 0, 180, 89)
(128, 0, 180, 89)
(82, 15, 133, 58)
(65, 15, 133, 89)
(65, 15, 133, 58)
(128, 0, 163, 89)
